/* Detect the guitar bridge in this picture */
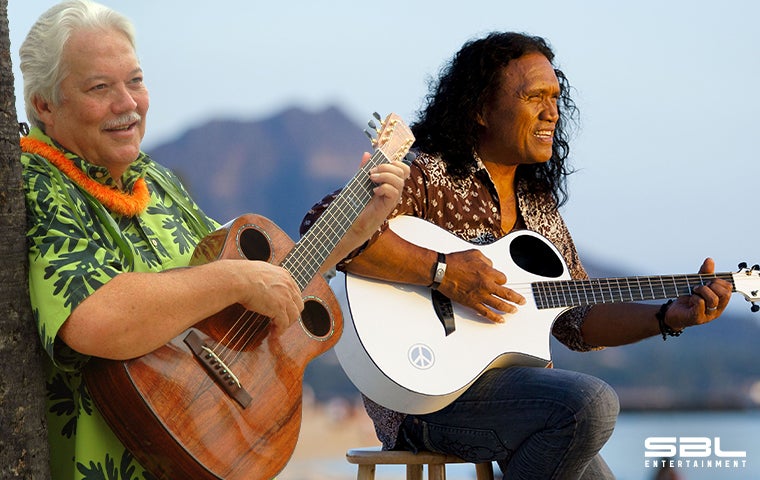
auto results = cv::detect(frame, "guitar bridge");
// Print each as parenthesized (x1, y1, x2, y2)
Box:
(184, 330, 252, 408)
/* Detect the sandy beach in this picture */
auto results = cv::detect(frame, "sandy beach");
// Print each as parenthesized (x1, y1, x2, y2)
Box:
(277, 398, 382, 480)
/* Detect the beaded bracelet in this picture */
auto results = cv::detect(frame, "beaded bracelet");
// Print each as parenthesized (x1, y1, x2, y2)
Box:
(655, 299, 683, 340)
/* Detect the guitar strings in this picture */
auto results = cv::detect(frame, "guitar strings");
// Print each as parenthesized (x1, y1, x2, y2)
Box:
(211, 180, 371, 367)
(207, 246, 735, 366)
(287, 119, 412, 278)
(204, 171, 370, 365)
(286, 150, 382, 277)
(212, 235, 735, 364)
(519, 272, 733, 309)
(214, 309, 269, 365)
(209, 135, 409, 369)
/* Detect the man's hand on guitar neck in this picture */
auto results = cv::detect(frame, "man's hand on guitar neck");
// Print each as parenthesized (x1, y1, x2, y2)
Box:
(320, 153, 410, 274)
(582, 257, 733, 347)
(664, 257, 732, 330)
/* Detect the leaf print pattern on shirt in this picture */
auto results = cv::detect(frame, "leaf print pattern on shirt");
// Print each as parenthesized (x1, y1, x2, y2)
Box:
(45, 250, 108, 310)
(22, 129, 219, 480)
(47, 372, 77, 439)
(76, 450, 158, 480)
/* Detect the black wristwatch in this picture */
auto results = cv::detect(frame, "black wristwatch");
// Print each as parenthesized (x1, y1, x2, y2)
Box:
(429, 252, 447, 290)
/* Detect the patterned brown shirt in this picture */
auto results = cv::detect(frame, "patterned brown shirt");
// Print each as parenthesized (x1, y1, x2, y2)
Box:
(302, 152, 600, 449)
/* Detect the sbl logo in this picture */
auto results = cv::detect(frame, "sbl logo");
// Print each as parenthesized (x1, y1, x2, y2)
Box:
(645, 437, 747, 458)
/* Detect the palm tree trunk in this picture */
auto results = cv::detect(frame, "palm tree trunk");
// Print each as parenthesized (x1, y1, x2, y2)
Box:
(0, 0, 51, 477)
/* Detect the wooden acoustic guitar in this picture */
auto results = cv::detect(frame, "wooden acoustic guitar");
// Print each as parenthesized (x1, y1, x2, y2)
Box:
(332, 215, 760, 415)
(84, 113, 414, 479)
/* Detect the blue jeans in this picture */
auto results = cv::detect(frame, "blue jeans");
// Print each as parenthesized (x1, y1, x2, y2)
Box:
(397, 367, 619, 479)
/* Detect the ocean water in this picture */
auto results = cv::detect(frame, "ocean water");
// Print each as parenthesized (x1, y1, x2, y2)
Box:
(601, 410, 759, 480)
(281, 410, 760, 480)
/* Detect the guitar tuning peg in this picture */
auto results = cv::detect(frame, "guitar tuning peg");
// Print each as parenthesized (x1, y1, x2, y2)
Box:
(738, 262, 748, 270)
(373, 112, 382, 121)
(403, 152, 417, 165)
(751, 303, 760, 313)
(753, 264, 760, 271)
(367, 120, 378, 131)
(363, 129, 377, 146)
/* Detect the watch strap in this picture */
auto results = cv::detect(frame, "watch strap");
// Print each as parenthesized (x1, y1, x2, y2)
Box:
(429, 252, 447, 290)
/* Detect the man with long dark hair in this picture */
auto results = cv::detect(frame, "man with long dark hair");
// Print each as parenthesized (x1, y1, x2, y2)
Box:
(302, 32, 731, 479)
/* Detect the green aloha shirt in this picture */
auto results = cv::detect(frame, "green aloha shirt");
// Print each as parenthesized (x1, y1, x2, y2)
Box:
(21, 127, 220, 480)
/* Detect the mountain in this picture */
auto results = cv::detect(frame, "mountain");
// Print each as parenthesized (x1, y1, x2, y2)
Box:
(150, 106, 370, 238)
(146, 106, 760, 410)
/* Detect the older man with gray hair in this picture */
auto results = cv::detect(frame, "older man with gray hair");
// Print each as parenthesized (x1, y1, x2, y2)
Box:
(19, 1, 409, 478)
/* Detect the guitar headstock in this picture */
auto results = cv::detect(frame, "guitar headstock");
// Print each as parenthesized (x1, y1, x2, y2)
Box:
(365, 112, 415, 164)
(733, 262, 760, 312)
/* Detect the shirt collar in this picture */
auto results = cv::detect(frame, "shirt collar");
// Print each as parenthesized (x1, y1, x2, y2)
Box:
(26, 127, 151, 190)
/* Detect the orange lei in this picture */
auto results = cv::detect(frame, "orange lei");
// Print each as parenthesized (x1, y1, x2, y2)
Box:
(20, 137, 150, 217)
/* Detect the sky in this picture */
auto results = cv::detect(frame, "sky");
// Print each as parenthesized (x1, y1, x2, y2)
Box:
(8, 1, 760, 315)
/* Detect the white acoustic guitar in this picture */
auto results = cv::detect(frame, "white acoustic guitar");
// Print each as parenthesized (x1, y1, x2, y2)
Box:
(331, 215, 760, 415)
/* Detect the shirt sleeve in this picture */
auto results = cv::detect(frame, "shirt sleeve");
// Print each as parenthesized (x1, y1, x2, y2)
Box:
(23, 153, 126, 371)
(300, 160, 429, 269)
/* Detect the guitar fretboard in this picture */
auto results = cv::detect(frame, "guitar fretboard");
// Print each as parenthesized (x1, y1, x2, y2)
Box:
(282, 149, 388, 291)
(532, 273, 737, 310)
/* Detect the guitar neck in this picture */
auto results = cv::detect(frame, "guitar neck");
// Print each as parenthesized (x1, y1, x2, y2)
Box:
(532, 272, 737, 310)
(283, 150, 388, 290)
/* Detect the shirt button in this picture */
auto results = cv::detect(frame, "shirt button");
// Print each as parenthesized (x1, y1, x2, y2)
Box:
(491, 206, 498, 212)
(151, 239, 158, 247)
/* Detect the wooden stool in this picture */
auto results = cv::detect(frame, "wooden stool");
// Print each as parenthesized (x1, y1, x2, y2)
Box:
(346, 446, 495, 480)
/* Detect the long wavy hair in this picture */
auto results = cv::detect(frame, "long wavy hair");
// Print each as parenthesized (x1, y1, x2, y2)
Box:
(411, 32, 578, 206)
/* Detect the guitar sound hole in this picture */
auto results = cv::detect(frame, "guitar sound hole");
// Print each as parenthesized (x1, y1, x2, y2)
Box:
(238, 227, 271, 261)
(510, 234, 565, 278)
(301, 299, 332, 338)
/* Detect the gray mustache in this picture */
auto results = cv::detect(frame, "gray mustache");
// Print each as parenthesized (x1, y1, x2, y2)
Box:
(102, 112, 141, 130)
